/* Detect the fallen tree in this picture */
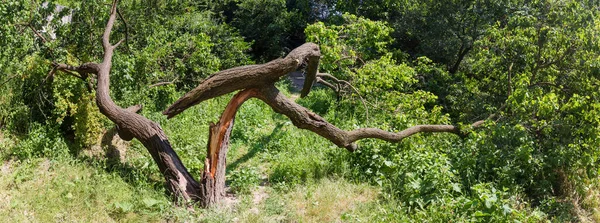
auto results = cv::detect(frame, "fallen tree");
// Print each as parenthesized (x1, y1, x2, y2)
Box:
(52, 0, 493, 207)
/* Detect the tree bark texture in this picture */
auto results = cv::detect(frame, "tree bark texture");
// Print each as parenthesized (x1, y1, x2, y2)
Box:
(53, 1, 201, 203)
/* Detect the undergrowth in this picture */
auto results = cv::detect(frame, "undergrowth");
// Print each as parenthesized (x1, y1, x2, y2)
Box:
(0, 84, 596, 222)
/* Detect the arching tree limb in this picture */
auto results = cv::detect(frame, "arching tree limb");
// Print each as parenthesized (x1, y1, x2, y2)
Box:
(163, 43, 321, 118)
(252, 84, 485, 152)
(165, 44, 492, 153)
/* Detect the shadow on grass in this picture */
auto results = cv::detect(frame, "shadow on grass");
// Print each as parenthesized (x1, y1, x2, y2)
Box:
(68, 128, 165, 192)
(76, 153, 165, 190)
(227, 122, 284, 172)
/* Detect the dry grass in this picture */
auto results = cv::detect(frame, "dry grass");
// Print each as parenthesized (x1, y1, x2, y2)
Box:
(284, 178, 379, 222)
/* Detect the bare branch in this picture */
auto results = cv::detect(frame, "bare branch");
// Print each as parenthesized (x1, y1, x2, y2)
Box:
(317, 73, 369, 121)
(316, 77, 339, 93)
(92, 0, 201, 203)
(27, 23, 48, 43)
(252, 84, 485, 152)
(116, 8, 130, 51)
(113, 38, 125, 49)
(0, 74, 20, 87)
(45, 0, 203, 204)
(149, 80, 177, 88)
(52, 62, 100, 75)
(102, 0, 119, 53)
(166, 44, 497, 152)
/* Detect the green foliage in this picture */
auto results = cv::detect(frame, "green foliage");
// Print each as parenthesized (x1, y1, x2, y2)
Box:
(447, 1, 600, 206)
(229, 167, 261, 194)
(10, 123, 70, 160)
(305, 13, 394, 78)
(73, 91, 105, 149)
(109, 11, 252, 91)
(351, 55, 416, 95)
(233, 0, 305, 61)
(334, 0, 517, 69)
(1, 0, 600, 221)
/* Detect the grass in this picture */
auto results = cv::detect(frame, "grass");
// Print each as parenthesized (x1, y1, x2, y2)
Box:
(283, 178, 379, 222)
(0, 155, 382, 222)
(0, 87, 387, 222)
(0, 158, 168, 222)
(0, 86, 598, 222)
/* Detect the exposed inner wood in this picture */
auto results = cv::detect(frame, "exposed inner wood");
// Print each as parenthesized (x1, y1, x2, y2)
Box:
(199, 89, 260, 207)
(207, 89, 259, 177)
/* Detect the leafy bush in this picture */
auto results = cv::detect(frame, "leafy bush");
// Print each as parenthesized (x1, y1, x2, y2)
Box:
(11, 123, 70, 160)
(229, 167, 260, 195)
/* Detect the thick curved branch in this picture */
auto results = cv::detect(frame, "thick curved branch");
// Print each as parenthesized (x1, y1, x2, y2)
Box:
(50, 0, 202, 203)
(253, 84, 485, 152)
(164, 43, 321, 118)
(115, 105, 143, 141)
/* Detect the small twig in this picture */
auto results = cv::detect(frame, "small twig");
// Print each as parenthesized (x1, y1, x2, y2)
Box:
(528, 81, 566, 91)
(27, 23, 48, 43)
(43, 64, 58, 84)
(116, 8, 130, 51)
(316, 77, 339, 93)
(317, 73, 369, 121)
(0, 74, 20, 87)
(113, 38, 125, 49)
(149, 80, 177, 88)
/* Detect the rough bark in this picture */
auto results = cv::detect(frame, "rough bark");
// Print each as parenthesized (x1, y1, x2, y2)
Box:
(299, 51, 320, 98)
(165, 54, 489, 153)
(163, 43, 321, 118)
(252, 85, 482, 152)
(53, 0, 201, 203)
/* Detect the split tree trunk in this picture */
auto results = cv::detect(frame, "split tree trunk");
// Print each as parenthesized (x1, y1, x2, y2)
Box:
(199, 89, 259, 207)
